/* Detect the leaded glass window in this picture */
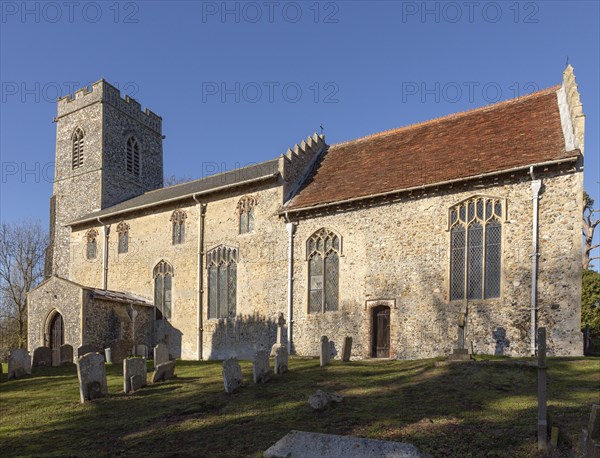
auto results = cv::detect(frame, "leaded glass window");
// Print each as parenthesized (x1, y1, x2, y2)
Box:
(153, 260, 174, 320)
(449, 197, 503, 301)
(237, 196, 256, 234)
(117, 221, 129, 254)
(170, 210, 187, 245)
(206, 246, 238, 319)
(85, 229, 98, 260)
(126, 136, 141, 177)
(72, 127, 84, 169)
(307, 228, 341, 313)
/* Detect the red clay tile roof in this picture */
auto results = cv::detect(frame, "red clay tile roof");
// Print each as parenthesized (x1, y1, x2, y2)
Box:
(286, 86, 579, 211)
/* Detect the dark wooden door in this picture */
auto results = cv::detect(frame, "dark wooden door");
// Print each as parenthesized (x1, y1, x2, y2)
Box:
(50, 314, 64, 351)
(372, 306, 390, 358)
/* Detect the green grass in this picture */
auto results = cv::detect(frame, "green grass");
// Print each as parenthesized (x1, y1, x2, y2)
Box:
(1, 357, 599, 457)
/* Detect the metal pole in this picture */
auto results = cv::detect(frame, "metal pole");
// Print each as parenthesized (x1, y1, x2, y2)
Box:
(537, 327, 548, 451)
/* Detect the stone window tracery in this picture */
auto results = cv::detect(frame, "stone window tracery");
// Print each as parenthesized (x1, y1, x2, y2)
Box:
(449, 196, 503, 301)
(237, 196, 256, 234)
(170, 210, 186, 245)
(85, 229, 98, 260)
(206, 246, 238, 319)
(117, 221, 129, 254)
(126, 136, 141, 177)
(72, 127, 84, 169)
(307, 228, 340, 313)
(153, 260, 173, 320)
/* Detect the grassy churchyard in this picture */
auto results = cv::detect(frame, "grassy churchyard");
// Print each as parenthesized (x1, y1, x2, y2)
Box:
(1, 356, 599, 457)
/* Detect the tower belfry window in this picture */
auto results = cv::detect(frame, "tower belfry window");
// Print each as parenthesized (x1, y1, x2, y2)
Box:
(126, 136, 141, 177)
(72, 127, 84, 169)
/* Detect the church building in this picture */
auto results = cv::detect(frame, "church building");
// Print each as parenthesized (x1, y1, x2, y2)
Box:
(27, 66, 585, 361)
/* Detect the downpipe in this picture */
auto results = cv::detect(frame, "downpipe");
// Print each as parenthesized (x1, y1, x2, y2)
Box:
(285, 213, 296, 354)
(530, 166, 542, 356)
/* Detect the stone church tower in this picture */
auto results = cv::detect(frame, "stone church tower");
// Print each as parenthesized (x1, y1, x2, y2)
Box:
(45, 80, 164, 279)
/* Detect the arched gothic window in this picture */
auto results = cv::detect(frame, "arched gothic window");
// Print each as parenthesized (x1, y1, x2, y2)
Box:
(117, 221, 129, 254)
(126, 136, 141, 177)
(72, 127, 84, 169)
(170, 210, 186, 245)
(153, 260, 174, 320)
(307, 228, 341, 313)
(85, 229, 98, 260)
(449, 196, 503, 301)
(206, 246, 238, 319)
(237, 196, 256, 234)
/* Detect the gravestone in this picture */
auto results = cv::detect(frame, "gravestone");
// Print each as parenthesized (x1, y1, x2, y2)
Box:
(154, 343, 169, 368)
(110, 340, 133, 364)
(77, 352, 107, 403)
(124, 357, 147, 393)
(308, 390, 343, 411)
(264, 430, 427, 458)
(104, 348, 112, 364)
(32, 346, 52, 367)
(7, 348, 31, 380)
(253, 349, 271, 384)
(151, 360, 176, 383)
(222, 357, 242, 393)
(271, 313, 286, 356)
(584, 404, 600, 458)
(274, 345, 288, 375)
(320, 336, 330, 367)
(130, 374, 144, 392)
(0, 360, 3, 381)
(77, 344, 101, 359)
(60, 344, 74, 364)
(134, 344, 148, 358)
(342, 337, 352, 362)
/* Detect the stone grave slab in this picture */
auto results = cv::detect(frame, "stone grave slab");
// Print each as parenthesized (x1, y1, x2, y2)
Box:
(320, 336, 330, 367)
(134, 344, 148, 358)
(77, 353, 107, 403)
(263, 430, 428, 458)
(253, 349, 271, 384)
(8, 348, 32, 380)
(60, 344, 74, 364)
(154, 343, 169, 368)
(32, 346, 52, 367)
(342, 336, 352, 362)
(222, 357, 242, 393)
(124, 357, 147, 393)
(274, 346, 288, 375)
(151, 360, 176, 383)
(77, 344, 102, 359)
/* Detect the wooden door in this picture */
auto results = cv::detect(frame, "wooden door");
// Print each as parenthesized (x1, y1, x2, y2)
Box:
(372, 306, 390, 358)
(50, 313, 64, 351)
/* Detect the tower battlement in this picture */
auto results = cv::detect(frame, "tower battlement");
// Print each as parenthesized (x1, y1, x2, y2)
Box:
(57, 79, 162, 134)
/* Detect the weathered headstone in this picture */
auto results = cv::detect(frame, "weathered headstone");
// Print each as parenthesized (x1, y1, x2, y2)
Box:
(78, 344, 101, 359)
(154, 343, 169, 368)
(271, 313, 287, 356)
(342, 336, 352, 362)
(308, 389, 343, 411)
(274, 345, 288, 375)
(538, 327, 548, 451)
(60, 344, 74, 364)
(0, 359, 3, 381)
(124, 357, 147, 393)
(134, 344, 148, 358)
(264, 430, 427, 458)
(32, 346, 52, 367)
(110, 340, 133, 364)
(104, 348, 112, 364)
(222, 357, 242, 393)
(130, 374, 144, 392)
(151, 360, 176, 383)
(320, 336, 330, 367)
(585, 404, 600, 458)
(253, 349, 271, 384)
(77, 352, 107, 403)
(8, 348, 32, 380)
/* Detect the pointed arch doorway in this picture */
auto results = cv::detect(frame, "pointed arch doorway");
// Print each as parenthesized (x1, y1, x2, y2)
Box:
(48, 311, 64, 351)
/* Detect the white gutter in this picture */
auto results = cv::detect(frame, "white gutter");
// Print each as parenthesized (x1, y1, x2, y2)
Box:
(97, 217, 110, 290)
(285, 213, 296, 354)
(282, 156, 578, 215)
(193, 195, 206, 361)
(70, 173, 278, 226)
(530, 166, 542, 356)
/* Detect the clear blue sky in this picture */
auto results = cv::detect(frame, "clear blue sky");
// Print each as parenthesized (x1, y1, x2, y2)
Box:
(1, 1, 598, 232)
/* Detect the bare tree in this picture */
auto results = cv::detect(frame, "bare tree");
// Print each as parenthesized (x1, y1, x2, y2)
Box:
(583, 192, 600, 269)
(0, 220, 47, 349)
